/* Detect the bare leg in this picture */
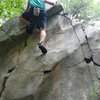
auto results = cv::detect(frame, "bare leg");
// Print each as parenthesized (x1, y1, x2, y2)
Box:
(19, 15, 30, 26)
(40, 27, 46, 43)
(38, 27, 47, 54)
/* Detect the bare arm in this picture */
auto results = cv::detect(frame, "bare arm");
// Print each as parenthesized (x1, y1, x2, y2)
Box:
(26, 0, 30, 11)
(44, 0, 55, 5)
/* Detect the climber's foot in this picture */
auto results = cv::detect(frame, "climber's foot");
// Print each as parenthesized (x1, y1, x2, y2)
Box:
(38, 42, 47, 54)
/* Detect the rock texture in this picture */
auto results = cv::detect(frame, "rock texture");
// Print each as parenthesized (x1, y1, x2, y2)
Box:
(0, 4, 100, 100)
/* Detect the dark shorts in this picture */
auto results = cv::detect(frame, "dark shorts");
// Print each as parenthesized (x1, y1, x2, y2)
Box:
(22, 7, 47, 29)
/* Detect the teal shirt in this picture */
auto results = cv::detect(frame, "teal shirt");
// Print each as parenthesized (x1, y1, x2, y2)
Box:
(30, 0, 46, 12)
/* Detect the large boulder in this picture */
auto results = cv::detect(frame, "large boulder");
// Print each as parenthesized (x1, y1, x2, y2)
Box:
(0, 4, 100, 100)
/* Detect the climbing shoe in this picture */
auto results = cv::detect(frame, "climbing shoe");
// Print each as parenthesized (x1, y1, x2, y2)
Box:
(38, 42, 47, 54)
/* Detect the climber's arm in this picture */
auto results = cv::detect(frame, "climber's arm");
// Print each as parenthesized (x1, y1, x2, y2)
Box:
(26, 0, 30, 11)
(44, 0, 55, 6)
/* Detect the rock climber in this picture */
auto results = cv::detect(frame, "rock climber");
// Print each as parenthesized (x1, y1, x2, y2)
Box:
(19, 0, 57, 54)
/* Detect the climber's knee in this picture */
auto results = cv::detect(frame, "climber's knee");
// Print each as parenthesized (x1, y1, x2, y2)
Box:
(19, 15, 24, 22)
(40, 27, 46, 32)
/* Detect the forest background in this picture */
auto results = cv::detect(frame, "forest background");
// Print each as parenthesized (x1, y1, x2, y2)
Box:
(0, 0, 100, 26)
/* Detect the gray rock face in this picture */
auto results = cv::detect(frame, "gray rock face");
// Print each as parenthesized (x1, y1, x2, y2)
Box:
(0, 5, 100, 100)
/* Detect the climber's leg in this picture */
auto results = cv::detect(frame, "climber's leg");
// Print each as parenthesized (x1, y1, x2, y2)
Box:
(36, 9, 47, 54)
(37, 27, 47, 54)
(19, 15, 30, 26)
(19, 7, 33, 26)
(40, 28, 46, 43)
(19, 7, 35, 34)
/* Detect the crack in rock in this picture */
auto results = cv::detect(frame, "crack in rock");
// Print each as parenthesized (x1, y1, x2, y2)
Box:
(84, 57, 93, 64)
(0, 76, 9, 97)
(59, 13, 100, 68)
(0, 66, 16, 98)
(8, 66, 16, 73)
(44, 70, 52, 74)
(84, 33, 100, 67)
(0, 37, 25, 98)
(43, 60, 84, 76)
(0, 27, 23, 45)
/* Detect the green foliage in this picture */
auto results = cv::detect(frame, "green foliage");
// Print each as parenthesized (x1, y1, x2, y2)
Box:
(0, 0, 100, 25)
(59, 0, 100, 23)
(0, 0, 25, 25)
